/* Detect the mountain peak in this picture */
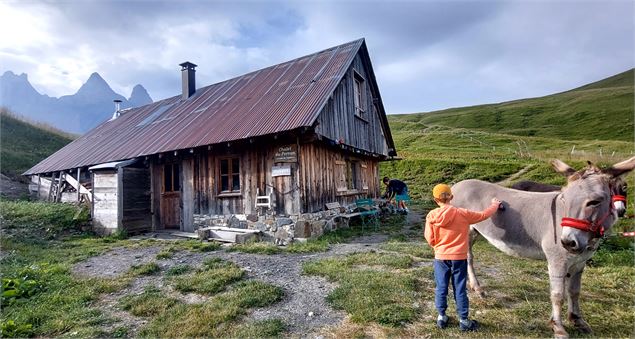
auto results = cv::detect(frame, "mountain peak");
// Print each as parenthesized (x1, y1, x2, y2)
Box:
(2, 70, 28, 81)
(128, 84, 153, 107)
(75, 72, 116, 97)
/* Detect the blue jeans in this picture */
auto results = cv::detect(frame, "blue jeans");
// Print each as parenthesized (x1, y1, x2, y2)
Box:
(434, 259, 469, 319)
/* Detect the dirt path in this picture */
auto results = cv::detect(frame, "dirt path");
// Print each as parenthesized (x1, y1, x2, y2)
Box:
(73, 228, 403, 335)
(496, 164, 535, 187)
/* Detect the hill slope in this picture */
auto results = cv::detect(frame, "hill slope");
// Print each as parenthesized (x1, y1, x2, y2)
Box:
(0, 109, 74, 178)
(390, 69, 634, 142)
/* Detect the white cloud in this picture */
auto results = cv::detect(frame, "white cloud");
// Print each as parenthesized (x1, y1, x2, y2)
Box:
(0, 0, 632, 113)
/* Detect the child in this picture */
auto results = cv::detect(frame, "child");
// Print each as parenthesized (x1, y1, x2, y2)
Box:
(424, 183, 501, 331)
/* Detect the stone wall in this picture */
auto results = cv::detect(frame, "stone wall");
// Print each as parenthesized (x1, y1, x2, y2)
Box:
(193, 209, 351, 245)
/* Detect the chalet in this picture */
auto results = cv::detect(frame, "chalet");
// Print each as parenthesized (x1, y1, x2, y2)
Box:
(25, 39, 397, 236)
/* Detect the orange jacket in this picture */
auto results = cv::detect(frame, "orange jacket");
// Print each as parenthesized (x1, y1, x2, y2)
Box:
(424, 203, 498, 260)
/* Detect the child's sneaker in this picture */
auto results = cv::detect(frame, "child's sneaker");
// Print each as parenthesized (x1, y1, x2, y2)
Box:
(459, 319, 479, 332)
(437, 315, 448, 329)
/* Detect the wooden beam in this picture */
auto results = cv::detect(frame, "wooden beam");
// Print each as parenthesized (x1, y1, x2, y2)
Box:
(76, 168, 81, 203)
(56, 172, 65, 202)
(63, 170, 92, 202)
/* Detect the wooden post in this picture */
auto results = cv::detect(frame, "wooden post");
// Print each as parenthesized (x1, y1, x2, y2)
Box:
(48, 172, 57, 202)
(36, 175, 41, 200)
(56, 173, 65, 202)
(76, 168, 81, 203)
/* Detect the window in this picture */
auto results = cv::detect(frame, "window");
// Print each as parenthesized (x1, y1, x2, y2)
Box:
(346, 161, 358, 190)
(336, 159, 361, 194)
(163, 163, 180, 192)
(219, 157, 240, 193)
(353, 72, 365, 117)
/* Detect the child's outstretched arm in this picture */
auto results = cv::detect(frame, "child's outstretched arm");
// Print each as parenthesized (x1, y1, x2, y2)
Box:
(461, 198, 501, 224)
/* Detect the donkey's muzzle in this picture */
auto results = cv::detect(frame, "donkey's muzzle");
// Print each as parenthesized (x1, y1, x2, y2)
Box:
(561, 238, 581, 253)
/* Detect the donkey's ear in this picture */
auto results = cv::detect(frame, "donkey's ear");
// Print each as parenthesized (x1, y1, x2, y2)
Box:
(552, 159, 576, 177)
(602, 156, 635, 178)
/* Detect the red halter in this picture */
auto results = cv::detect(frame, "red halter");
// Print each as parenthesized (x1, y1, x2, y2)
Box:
(560, 196, 617, 238)
(612, 195, 626, 203)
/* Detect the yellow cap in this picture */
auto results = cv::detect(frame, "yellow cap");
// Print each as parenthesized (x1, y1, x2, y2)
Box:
(432, 184, 452, 199)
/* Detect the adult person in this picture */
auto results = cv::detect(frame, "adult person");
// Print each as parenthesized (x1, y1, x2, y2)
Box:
(382, 176, 409, 213)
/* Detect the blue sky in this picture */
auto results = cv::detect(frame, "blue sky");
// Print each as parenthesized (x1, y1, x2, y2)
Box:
(1, 0, 633, 113)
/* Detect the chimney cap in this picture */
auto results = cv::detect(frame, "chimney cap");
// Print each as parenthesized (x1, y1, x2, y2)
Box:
(179, 61, 197, 70)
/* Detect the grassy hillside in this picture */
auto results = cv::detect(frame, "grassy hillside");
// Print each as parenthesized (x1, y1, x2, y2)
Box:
(0, 109, 74, 178)
(390, 69, 634, 142)
(381, 70, 634, 227)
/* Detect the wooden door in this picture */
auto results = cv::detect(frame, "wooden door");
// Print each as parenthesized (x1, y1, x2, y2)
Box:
(161, 163, 181, 229)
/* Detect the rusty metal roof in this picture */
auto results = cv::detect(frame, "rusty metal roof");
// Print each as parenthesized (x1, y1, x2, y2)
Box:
(25, 39, 371, 175)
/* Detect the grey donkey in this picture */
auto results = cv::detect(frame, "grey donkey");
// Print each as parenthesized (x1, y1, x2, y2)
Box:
(450, 156, 635, 338)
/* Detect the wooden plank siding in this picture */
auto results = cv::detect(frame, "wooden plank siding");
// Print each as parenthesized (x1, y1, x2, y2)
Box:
(183, 136, 381, 218)
(314, 54, 389, 156)
(120, 167, 152, 233)
(189, 141, 301, 216)
(298, 142, 380, 212)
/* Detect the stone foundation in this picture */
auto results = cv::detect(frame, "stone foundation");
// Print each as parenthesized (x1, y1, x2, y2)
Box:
(193, 210, 352, 245)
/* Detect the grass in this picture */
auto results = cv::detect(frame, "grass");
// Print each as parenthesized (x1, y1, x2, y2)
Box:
(0, 199, 286, 337)
(302, 251, 419, 327)
(170, 258, 244, 295)
(165, 264, 192, 276)
(0, 200, 90, 238)
(391, 69, 633, 142)
(128, 262, 160, 276)
(0, 235, 146, 337)
(0, 109, 74, 178)
(139, 280, 284, 338)
(119, 286, 180, 317)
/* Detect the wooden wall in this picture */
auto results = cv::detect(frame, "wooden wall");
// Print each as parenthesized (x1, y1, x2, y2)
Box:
(190, 140, 301, 216)
(298, 142, 381, 212)
(180, 138, 381, 221)
(120, 167, 152, 233)
(314, 53, 390, 156)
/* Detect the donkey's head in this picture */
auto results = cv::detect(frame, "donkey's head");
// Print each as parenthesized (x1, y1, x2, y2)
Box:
(553, 157, 635, 254)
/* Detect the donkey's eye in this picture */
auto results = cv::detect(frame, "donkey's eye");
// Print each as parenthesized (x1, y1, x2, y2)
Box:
(586, 200, 601, 207)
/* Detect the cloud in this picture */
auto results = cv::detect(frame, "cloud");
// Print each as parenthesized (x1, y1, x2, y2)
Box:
(0, 0, 632, 113)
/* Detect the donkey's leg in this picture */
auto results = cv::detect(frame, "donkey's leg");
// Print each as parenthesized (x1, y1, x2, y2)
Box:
(567, 265, 592, 333)
(548, 261, 568, 338)
(467, 228, 485, 297)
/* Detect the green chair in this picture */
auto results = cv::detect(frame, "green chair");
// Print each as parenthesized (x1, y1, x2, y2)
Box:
(355, 198, 380, 232)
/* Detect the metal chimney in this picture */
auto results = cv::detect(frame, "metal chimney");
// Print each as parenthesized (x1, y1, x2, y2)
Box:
(179, 61, 197, 99)
(111, 99, 123, 120)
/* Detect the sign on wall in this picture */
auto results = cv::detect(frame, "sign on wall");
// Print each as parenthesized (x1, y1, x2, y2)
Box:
(274, 145, 297, 163)
(272, 165, 292, 177)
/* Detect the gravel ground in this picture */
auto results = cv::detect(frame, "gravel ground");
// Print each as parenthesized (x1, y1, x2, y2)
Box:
(72, 212, 423, 336)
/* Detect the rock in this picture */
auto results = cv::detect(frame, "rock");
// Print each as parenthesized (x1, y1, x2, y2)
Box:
(227, 215, 240, 228)
(197, 228, 211, 240)
(276, 217, 294, 227)
(275, 229, 288, 242)
(310, 220, 326, 237)
(254, 222, 268, 232)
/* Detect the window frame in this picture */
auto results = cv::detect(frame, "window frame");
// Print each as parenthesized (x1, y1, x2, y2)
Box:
(353, 71, 366, 118)
(218, 156, 241, 194)
(162, 163, 180, 193)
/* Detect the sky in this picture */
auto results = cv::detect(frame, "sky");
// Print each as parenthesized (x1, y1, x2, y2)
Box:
(1, 0, 633, 114)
